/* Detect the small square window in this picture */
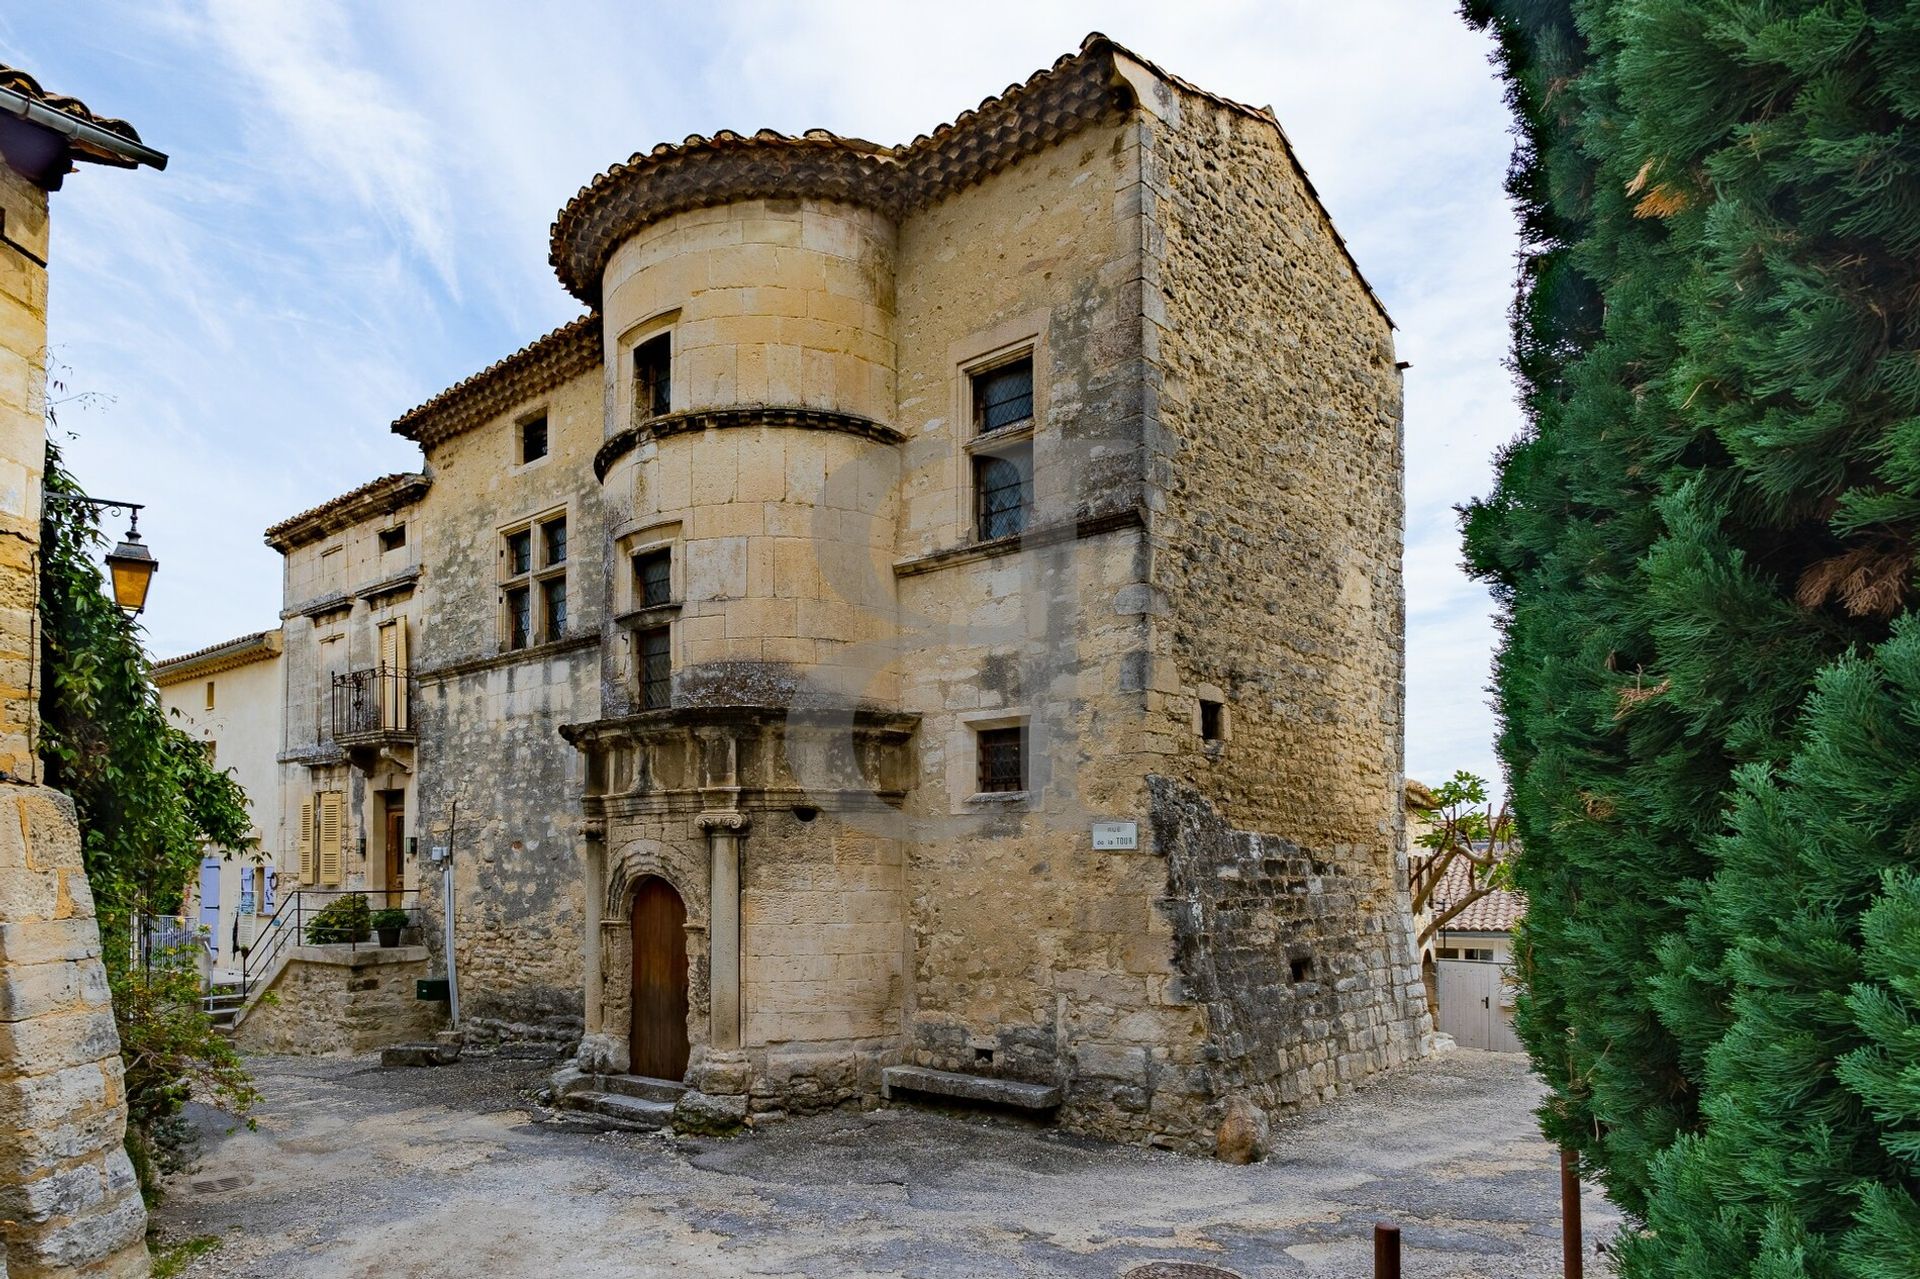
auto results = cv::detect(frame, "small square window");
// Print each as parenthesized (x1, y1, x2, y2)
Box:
(974, 446, 1032, 542)
(1200, 699, 1224, 742)
(520, 415, 549, 464)
(635, 548, 672, 608)
(973, 357, 1033, 434)
(542, 517, 568, 566)
(506, 586, 532, 650)
(506, 529, 532, 576)
(976, 725, 1026, 794)
(640, 626, 672, 709)
(378, 524, 407, 552)
(1290, 956, 1314, 983)
(634, 333, 671, 421)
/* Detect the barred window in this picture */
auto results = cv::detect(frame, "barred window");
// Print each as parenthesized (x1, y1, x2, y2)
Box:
(520, 415, 548, 464)
(973, 357, 1033, 434)
(506, 529, 532, 576)
(506, 586, 532, 650)
(975, 725, 1026, 794)
(640, 627, 671, 709)
(635, 549, 672, 608)
(634, 333, 671, 421)
(974, 446, 1032, 541)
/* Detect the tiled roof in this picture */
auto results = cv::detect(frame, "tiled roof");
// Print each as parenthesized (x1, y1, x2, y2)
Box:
(550, 32, 1386, 321)
(1432, 858, 1525, 934)
(0, 63, 165, 169)
(263, 473, 429, 551)
(401, 33, 1387, 456)
(391, 314, 599, 447)
(152, 629, 282, 685)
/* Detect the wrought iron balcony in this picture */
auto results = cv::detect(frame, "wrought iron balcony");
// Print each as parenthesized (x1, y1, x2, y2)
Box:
(330, 665, 413, 748)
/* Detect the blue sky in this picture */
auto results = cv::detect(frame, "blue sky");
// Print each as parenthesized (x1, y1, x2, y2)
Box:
(6, 1, 1522, 797)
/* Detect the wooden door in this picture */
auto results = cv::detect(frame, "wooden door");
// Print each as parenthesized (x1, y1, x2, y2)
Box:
(383, 802, 405, 908)
(629, 878, 689, 1080)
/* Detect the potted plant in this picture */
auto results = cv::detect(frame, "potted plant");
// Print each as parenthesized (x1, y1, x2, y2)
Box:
(304, 893, 370, 945)
(371, 908, 410, 949)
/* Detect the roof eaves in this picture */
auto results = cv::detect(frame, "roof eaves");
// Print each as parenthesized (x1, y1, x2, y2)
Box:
(152, 629, 283, 685)
(0, 66, 166, 170)
(263, 473, 429, 552)
(390, 314, 600, 447)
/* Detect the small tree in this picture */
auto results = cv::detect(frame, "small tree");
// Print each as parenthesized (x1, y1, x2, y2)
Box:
(1408, 771, 1516, 945)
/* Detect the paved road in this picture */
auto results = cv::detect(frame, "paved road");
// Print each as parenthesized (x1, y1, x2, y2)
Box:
(154, 1048, 1618, 1278)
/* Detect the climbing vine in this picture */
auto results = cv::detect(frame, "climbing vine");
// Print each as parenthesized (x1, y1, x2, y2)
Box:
(39, 434, 259, 1200)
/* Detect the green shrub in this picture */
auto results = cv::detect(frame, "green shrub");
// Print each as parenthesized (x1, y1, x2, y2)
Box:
(370, 907, 410, 933)
(304, 893, 370, 944)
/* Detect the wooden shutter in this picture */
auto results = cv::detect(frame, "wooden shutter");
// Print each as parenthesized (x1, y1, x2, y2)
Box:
(394, 619, 409, 730)
(318, 792, 343, 886)
(297, 797, 315, 885)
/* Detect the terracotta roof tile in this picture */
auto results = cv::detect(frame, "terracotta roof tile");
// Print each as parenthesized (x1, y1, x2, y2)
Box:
(0, 64, 143, 143)
(1432, 858, 1525, 934)
(264, 473, 428, 551)
(391, 314, 599, 447)
(152, 629, 282, 685)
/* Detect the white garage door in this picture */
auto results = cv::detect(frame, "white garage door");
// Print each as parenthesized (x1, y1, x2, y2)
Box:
(1436, 958, 1525, 1053)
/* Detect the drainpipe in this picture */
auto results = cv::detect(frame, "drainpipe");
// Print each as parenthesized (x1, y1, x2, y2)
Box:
(442, 855, 459, 1027)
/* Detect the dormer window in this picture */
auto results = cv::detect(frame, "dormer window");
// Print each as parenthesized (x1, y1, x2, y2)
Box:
(634, 333, 671, 422)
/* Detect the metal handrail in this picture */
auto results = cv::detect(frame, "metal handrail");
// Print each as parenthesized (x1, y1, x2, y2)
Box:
(237, 889, 425, 1003)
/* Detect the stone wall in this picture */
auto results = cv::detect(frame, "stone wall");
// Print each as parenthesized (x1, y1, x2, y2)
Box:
(0, 787, 148, 1277)
(1140, 86, 1427, 1128)
(411, 365, 607, 1043)
(0, 162, 48, 778)
(230, 946, 441, 1055)
(0, 161, 148, 1277)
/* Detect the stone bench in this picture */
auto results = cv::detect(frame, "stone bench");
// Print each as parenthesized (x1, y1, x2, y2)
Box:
(880, 1065, 1062, 1111)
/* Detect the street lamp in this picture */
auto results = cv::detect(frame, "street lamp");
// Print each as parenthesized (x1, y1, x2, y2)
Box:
(45, 495, 158, 614)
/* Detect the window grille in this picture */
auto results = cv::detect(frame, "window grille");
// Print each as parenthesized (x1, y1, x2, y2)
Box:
(976, 726, 1026, 793)
(973, 358, 1033, 434)
(974, 448, 1032, 541)
(636, 549, 672, 608)
(640, 627, 671, 709)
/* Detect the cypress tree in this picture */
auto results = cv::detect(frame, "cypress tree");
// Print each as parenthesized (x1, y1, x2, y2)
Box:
(1461, 1, 1920, 1271)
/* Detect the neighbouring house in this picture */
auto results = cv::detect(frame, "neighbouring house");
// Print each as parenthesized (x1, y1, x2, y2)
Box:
(0, 61, 166, 1279)
(250, 33, 1426, 1155)
(154, 629, 285, 977)
(1428, 854, 1525, 1053)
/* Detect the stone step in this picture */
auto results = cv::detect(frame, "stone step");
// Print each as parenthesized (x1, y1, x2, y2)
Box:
(555, 1090, 675, 1131)
(881, 1065, 1062, 1112)
(597, 1074, 687, 1104)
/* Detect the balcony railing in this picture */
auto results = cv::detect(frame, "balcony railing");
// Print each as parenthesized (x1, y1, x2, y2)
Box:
(330, 665, 413, 747)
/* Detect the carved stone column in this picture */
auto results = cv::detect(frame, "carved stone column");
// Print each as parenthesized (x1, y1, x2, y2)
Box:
(578, 818, 605, 1036)
(696, 809, 749, 1052)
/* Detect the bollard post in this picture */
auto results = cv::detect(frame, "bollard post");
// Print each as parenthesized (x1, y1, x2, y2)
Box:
(1373, 1221, 1401, 1279)
(1561, 1147, 1584, 1279)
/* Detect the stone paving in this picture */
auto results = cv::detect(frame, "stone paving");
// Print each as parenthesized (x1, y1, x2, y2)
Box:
(152, 1048, 1619, 1278)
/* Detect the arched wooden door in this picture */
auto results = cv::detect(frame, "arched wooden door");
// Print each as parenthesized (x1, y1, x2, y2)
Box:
(629, 877, 689, 1080)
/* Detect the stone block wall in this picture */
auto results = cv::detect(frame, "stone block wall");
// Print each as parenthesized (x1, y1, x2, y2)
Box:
(231, 946, 441, 1055)
(1138, 86, 1428, 1126)
(0, 786, 148, 1278)
(0, 164, 49, 779)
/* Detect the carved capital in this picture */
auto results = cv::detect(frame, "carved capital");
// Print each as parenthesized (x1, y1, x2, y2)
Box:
(696, 809, 752, 835)
(577, 818, 607, 842)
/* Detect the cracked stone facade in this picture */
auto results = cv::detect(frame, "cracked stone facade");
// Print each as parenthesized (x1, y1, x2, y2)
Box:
(258, 35, 1427, 1154)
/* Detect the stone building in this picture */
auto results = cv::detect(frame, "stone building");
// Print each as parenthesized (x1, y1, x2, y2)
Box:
(154, 630, 284, 977)
(0, 63, 165, 1279)
(261, 34, 1426, 1154)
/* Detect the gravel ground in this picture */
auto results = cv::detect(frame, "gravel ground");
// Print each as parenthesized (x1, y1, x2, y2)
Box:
(151, 1048, 1619, 1278)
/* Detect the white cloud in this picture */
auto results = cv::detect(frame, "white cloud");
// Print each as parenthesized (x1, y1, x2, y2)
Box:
(16, 0, 1521, 803)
